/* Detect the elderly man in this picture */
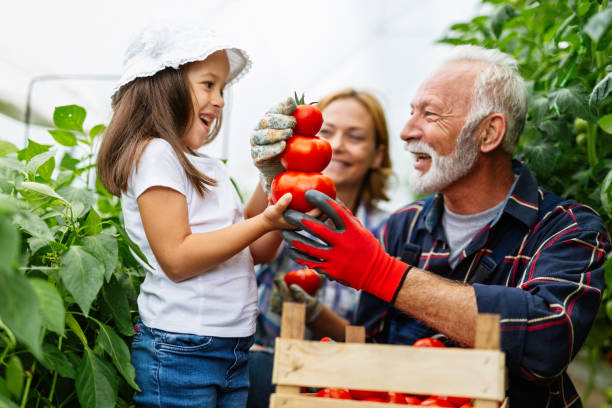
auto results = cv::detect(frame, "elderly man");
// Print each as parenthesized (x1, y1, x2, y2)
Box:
(280, 46, 610, 407)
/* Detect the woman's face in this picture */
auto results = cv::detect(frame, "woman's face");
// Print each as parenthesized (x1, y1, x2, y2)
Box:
(318, 98, 384, 192)
(182, 50, 229, 150)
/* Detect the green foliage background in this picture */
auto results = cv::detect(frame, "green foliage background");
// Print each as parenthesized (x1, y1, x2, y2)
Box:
(439, 0, 612, 403)
(0, 106, 145, 407)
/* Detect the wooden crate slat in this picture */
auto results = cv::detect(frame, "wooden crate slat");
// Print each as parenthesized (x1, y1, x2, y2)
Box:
(270, 394, 422, 408)
(272, 338, 505, 400)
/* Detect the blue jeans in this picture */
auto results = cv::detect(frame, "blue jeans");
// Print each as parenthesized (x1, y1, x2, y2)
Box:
(131, 321, 254, 407)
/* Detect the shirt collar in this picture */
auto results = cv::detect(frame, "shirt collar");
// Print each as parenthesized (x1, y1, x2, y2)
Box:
(421, 159, 542, 235)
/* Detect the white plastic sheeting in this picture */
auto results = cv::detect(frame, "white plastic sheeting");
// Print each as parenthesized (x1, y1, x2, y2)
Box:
(0, 0, 481, 210)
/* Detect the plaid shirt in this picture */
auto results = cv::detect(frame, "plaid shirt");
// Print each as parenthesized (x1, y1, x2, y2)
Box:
(356, 160, 610, 407)
(254, 203, 389, 348)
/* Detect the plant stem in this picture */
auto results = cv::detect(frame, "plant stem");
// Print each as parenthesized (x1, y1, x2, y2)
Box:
(20, 360, 36, 408)
(58, 391, 76, 408)
(586, 122, 598, 167)
(48, 336, 63, 403)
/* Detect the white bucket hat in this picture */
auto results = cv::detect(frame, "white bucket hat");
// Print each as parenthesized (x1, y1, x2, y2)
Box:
(112, 23, 252, 99)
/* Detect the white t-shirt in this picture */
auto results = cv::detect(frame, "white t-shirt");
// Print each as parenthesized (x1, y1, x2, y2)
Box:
(121, 138, 257, 337)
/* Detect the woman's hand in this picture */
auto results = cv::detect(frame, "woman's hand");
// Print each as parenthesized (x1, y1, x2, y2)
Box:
(251, 97, 297, 194)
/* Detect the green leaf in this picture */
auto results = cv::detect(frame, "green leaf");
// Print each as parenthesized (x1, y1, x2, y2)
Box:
(53, 105, 86, 133)
(13, 210, 54, 242)
(0, 140, 18, 157)
(490, 4, 517, 38)
(60, 246, 105, 316)
(75, 348, 118, 408)
(25, 151, 55, 180)
(41, 343, 76, 379)
(17, 139, 51, 162)
(102, 277, 134, 336)
(523, 141, 557, 180)
(48, 130, 77, 147)
(18, 182, 70, 206)
(0, 269, 43, 359)
(530, 96, 549, 123)
(82, 232, 118, 281)
(589, 73, 612, 112)
(29, 279, 65, 336)
(96, 323, 140, 391)
(66, 313, 88, 347)
(6, 356, 23, 399)
(57, 186, 96, 218)
(112, 221, 152, 268)
(59, 153, 79, 171)
(0, 157, 26, 177)
(583, 7, 612, 43)
(83, 208, 103, 236)
(599, 114, 612, 134)
(0, 215, 19, 271)
(0, 394, 19, 408)
(548, 86, 592, 120)
(601, 168, 612, 213)
(89, 124, 106, 139)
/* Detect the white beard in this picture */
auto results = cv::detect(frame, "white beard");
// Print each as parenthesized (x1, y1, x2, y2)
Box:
(406, 125, 480, 195)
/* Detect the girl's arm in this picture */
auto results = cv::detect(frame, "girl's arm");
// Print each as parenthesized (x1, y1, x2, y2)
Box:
(137, 186, 292, 282)
(245, 183, 284, 264)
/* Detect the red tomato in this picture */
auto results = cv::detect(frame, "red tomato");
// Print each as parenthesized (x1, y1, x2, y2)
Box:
(445, 396, 471, 406)
(270, 171, 336, 212)
(459, 404, 474, 408)
(284, 269, 320, 296)
(280, 135, 332, 172)
(386, 392, 411, 404)
(413, 338, 446, 348)
(420, 397, 454, 407)
(315, 388, 351, 399)
(348, 389, 388, 400)
(362, 397, 385, 402)
(403, 395, 423, 405)
(320, 337, 333, 342)
(292, 104, 323, 137)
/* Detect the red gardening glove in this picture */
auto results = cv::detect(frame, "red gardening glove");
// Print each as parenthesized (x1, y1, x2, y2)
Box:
(281, 190, 412, 303)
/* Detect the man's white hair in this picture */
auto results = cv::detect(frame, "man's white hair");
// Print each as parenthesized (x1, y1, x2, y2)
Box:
(444, 45, 528, 153)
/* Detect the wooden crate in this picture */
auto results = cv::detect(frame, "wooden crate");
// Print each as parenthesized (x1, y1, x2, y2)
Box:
(269, 302, 508, 408)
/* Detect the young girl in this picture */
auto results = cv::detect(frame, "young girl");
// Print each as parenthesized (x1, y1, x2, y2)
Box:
(97, 24, 292, 407)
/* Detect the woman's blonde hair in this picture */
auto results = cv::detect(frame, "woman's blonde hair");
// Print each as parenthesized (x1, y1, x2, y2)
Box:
(316, 88, 392, 208)
(97, 64, 222, 197)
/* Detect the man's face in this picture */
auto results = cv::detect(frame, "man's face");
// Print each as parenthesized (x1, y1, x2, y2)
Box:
(401, 61, 482, 195)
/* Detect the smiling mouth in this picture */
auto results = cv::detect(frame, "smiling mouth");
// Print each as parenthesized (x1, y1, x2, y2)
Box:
(412, 152, 431, 161)
(200, 114, 214, 127)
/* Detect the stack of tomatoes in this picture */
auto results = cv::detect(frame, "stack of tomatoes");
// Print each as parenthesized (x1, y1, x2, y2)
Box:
(313, 337, 475, 407)
(269, 95, 336, 212)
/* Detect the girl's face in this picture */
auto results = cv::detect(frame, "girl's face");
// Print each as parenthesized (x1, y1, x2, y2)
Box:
(183, 50, 230, 150)
(318, 98, 384, 192)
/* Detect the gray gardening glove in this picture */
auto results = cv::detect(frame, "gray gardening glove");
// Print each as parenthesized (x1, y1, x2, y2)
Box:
(271, 273, 324, 323)
(250, 97, 297, 194)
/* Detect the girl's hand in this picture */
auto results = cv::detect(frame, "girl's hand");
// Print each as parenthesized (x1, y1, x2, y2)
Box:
(263, 192, 294, 229)
(262, 193, 322, 230)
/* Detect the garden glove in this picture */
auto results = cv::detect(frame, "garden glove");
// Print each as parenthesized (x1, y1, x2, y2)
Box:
(250, 97, 297, 194)
(271, 273, 323, 323)
(281, 189, 412, 304)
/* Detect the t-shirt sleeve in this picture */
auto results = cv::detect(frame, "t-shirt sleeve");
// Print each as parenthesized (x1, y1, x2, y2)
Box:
(130, 139, 187, 199)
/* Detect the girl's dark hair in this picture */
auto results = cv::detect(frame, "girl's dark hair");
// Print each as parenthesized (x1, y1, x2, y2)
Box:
(97, 64, 223, 197)
(316, 88, 392, 208)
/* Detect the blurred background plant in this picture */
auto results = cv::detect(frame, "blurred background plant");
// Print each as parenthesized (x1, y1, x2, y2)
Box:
(440, 0, 612, 406)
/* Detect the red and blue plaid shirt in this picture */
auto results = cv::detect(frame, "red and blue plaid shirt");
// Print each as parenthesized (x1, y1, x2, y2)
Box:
(356, 161, 610, 407)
